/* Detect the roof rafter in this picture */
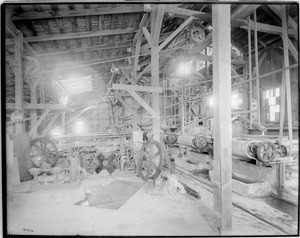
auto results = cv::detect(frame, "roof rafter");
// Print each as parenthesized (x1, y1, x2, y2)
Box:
(12, 5, 144, 20)
(6, 27, 138, 45)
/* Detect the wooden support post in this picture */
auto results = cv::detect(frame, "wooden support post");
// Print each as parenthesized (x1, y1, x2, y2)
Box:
(61, 112, 66, 135)
(248, 16, 253, 128)
(278, 70, 286, 188)
(242, 65, 249, 123)
(31, 75, 43, 92)
(281, 5, 293, 155)
(150, 6, 164, 142)
(212, 5, 232, 234)
(15, 32, 24, 134)
(152, 4, 166, 45)
(279, 70, 286, 144)
(254, 10, 261, 125)
(133, 38, 141, 79)
(30, 87, 38, 138)
(181, 81, 185, 135)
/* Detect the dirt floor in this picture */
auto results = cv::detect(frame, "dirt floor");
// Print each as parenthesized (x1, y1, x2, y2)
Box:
(6, 173, 295, 236)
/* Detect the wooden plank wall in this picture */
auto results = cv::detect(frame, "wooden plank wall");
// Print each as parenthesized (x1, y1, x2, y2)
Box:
(258, 50, 298, 125)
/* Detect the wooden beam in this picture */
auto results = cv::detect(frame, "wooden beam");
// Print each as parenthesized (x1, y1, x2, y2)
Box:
(30, 87, 38, 138)
(152, 4, 166, 45)
(231, 5, 251, 18)
(188, 53, 245, 65)
(133, 13, 150, 41)
(164, 5, 211, 22)
(261, 5, 282, 26)
(12, 5, 144, 20)
(136, 64, 151, 81)
(6, 16, 36, 56)
(127, 90, 159, 118)
(231, 67, 242, 82)
(113, 93, 136, 116)
(190, 32, 212, 54)
(28, 109, 50, 137)
(233, 4, 261, 19)
(14, 32, 24, 133)
(142, 26, 152, 46)
(112, 83, 162, 93)
(65, 98, 107, 125)
(6, 40, 133, 61)
(268, 5, 298, 30)
(41, 113, 60, 137)
(241, 20, 297, 37)
(281, 6, 293, 155)
(140, 31, 173, 53)
(248, 16, 253, 128)
(233, 64, 298, 87)
(133, 38, 142, 78)
(212, 4, 232, 234)
(31, 76, 43, 92)
(6, 27, 138, 44)
(258, 51, 268, 67)
(26, 42, 132, 58)
(147, 4, 246, 28)
(158, 16, 194, 51)
(151, 7, 162, 141)
(6, 103, 74, 111)
(120, 68, 137, 85)
(132, 13, 149, 79)
(254, 10, 261, 125)
(287, 38, 298, 62)
(278, 70, 286, 188)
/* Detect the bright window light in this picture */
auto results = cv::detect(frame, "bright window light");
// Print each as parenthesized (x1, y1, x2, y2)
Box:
(231, 93, 242, 109)
(209, 97, 213, 106)
(275, 88, 280, 97)
(76, 121, 84, 133)
(270, 105, 280, 121)
(269, 97, 276, 106)
(178, 64, 190, 76)
(50, 127, 61, 137)
(60, 75, 93, 95)
(209, 93, 242, 109)
(61, 95, 68, 106)
(266, 90, 270, 99)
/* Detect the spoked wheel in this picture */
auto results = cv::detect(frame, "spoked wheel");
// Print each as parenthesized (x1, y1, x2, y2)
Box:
(137, 140, 164, 181)
(276, 144, 288, 157)
(190, 26, 205, 43)
(193, 136, 208, 149)
(30, 137, 59, 168)
(256, 141, 277, 163)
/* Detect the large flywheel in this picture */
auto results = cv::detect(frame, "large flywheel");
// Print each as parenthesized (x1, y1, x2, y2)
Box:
(137, 140, 164, 181)
(30, 137, 59, 168)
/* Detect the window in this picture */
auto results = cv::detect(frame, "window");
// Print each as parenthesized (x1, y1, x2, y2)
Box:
(76, 121, 84, 133)
(264, 88, 280, 123)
